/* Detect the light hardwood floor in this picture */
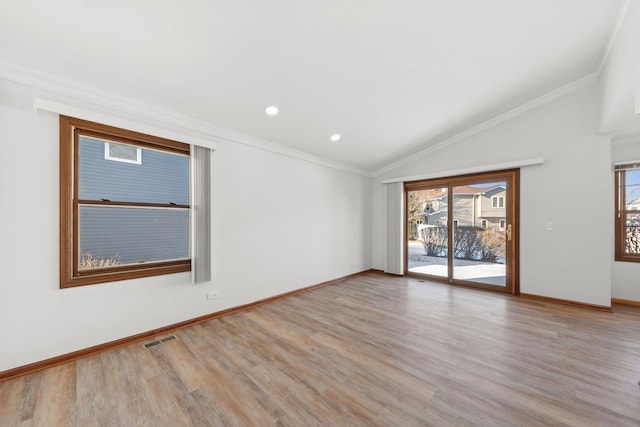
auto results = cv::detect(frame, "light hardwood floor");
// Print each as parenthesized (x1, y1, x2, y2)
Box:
(2, 272, 640, 426)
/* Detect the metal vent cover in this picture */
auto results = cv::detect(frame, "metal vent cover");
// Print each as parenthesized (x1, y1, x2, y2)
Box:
(144, 335, 176, 349)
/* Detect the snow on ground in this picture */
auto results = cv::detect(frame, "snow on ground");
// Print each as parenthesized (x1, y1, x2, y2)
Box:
(407, 241, 505, 286)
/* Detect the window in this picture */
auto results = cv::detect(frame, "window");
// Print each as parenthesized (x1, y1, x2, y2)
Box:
(105, 142, 142, 164)
(492, 196, 505, 208)
(60, 116, 191, 287)
(481, 219, 488, 229)
(425, 201, 438, 212)
(615, 168, 640, 262)
(499, 219, 506, 231)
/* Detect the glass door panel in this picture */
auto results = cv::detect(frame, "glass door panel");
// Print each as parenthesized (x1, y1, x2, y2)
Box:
(405, 169, 518, 294)
(407, 187, 448, 278)
(452, 181, 507, 286)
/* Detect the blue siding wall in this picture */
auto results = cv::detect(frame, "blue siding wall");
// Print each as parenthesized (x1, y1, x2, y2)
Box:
(79, 137, 189, 204)
(78, 137, 189, 265)
(79, 207, 189, 265)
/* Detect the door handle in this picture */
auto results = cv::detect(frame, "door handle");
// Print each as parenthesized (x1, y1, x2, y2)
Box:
(506, 224, 512, 241)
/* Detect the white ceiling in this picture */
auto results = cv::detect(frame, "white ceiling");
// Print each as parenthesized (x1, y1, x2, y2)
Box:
(0, 0, 624, 172)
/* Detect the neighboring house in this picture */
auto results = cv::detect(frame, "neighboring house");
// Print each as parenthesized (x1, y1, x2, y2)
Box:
(417, 185, 506, 231)
(477, 186, 507, 231)
(79, 136, 190, 265)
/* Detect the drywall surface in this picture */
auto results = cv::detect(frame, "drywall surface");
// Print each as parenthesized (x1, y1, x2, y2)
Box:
(598, 1, 640, 137)
(0, 79, 371, 372)
(372, 86, 612, 307)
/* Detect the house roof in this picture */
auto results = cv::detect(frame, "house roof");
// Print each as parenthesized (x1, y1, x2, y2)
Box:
(453, 186, 495, 195)
(416, 185, 504, 200)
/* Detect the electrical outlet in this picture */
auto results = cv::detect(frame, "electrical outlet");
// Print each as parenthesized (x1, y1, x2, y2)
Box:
(206, 290, 219, 300)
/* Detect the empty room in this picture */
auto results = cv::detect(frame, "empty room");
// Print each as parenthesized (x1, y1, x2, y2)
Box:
(1, 0, 640, 425)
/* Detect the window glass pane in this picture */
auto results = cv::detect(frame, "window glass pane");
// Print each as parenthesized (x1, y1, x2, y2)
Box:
(625, 170, 640, 210)
(78, 136, 189, 205)
(78, 206, 189, 269)
(407, 188, 449, 277)
(625, 212, 640, 255)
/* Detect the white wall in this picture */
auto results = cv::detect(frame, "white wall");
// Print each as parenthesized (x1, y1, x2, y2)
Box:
(599, 1, 640, 302)
(598, 1, 640, 137)
(0, 79, 371, 372)
(372, 85, 612, 307)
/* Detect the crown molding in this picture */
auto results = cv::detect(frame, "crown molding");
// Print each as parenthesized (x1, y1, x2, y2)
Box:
(373, 73, 597, 177)
(0, 60, 370, 177)
(612, 135, 640, 147)
(595, 0, 631, 77)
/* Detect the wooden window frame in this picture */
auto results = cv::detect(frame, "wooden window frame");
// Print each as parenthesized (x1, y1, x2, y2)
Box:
(615, 169, 640, 263)
(60, 116, 191, 288)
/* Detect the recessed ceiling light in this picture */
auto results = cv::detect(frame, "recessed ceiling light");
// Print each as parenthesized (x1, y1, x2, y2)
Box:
(265, 106, 279, 116)
(330, 134, 341, 142)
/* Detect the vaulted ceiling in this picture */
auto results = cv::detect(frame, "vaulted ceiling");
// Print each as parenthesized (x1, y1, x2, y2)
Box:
(0, 0, 624, 172)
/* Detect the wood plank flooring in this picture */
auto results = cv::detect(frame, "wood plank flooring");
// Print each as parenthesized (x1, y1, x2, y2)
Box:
(2, 272, 640, 426)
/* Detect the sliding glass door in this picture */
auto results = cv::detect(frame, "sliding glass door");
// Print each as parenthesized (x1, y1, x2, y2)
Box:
(405, 170, 519, 294)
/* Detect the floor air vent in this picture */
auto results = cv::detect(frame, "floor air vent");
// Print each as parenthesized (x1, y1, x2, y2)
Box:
(144, 335, 176, 349)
